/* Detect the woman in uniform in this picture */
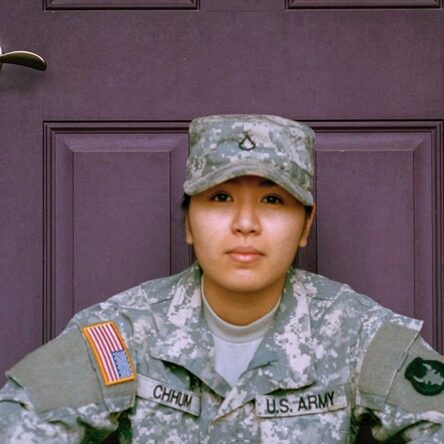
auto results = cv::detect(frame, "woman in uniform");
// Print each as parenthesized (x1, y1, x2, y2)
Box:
(1, 114, 443, 443)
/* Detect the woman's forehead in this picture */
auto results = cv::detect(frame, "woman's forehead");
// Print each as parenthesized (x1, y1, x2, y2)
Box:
(217, 175, 279, 188)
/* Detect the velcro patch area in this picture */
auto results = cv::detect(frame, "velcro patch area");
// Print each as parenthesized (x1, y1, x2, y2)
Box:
(82, 321, 135, 386)
(359, 321, 444, 416)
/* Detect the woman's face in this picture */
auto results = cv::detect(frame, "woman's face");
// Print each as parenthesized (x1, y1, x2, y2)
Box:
(185, 175, 315, 299)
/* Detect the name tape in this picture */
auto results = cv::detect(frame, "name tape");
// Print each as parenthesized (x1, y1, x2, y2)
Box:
(137, 374, 200, 416)
(256, 386, 347, 418)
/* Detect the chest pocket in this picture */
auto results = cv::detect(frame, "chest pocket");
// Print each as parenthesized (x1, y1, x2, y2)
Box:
(256, 385, 351, 444)
(131, 373, 202, 442)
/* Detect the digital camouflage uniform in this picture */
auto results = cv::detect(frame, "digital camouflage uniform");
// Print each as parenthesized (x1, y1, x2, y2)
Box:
(1, 263, 444, 443)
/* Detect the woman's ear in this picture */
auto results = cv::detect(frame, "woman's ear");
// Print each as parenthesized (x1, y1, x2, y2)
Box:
(185, 215, 193, 245)
(298, 203, 316, 248)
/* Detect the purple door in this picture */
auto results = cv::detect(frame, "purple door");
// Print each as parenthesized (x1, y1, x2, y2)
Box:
(1, 2, 442, 442)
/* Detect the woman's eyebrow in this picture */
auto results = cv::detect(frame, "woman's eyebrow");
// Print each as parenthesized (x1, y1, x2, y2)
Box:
(259, 179, 277, 187)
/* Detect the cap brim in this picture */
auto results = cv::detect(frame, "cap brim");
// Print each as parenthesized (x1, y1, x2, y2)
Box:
(184, 162, 314, 206)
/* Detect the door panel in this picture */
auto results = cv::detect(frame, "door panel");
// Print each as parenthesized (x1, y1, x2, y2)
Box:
(39, 10, 441, 120)
(44, 123, 189, 337)
(313, 124, 439, 347)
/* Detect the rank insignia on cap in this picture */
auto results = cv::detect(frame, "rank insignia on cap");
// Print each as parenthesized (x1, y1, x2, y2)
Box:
(405, 357, 444, 396)
(239, 133, 256, 151)
(82, 321, 135, 386)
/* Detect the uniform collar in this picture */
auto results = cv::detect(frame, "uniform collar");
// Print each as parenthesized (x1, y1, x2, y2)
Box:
(149, 264, 317, 410)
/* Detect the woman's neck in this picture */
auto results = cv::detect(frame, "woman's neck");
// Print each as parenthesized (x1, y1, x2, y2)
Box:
(202, 276, 285, 326)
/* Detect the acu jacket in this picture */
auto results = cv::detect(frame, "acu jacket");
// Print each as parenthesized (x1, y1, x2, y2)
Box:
(1, 264, 444, 443)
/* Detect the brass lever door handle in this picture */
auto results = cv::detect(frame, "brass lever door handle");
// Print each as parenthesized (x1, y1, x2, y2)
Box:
(0, 46, 46, 71)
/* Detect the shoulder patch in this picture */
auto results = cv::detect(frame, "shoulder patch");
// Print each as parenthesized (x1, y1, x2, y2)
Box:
(405, 357, 444, 396)
(82, 321, 135, 386)
(359, 321, 444, 416)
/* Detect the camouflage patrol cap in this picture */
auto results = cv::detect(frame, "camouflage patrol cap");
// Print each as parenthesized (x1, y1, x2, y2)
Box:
(184, 114, 315, 206)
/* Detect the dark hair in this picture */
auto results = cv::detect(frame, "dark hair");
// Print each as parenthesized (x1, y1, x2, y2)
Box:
(181, 193, 191, 212)
(305, 205, 313, 218)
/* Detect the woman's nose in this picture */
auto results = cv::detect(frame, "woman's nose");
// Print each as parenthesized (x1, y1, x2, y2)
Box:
(231, 202, 261, 235)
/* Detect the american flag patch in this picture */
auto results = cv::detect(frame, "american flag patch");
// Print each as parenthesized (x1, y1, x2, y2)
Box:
(82, 321, 135, 386)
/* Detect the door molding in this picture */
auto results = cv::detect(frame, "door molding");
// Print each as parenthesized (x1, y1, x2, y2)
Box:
(287, 0, 440, 8)
(45, 0, 198, 10)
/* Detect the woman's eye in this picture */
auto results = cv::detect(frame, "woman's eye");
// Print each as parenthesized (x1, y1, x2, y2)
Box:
(262, 195, 283, 205)
(211, 192, 232, 202)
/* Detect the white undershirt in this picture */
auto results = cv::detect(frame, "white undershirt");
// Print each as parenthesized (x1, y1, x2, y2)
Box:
(201, 280, 280, 387)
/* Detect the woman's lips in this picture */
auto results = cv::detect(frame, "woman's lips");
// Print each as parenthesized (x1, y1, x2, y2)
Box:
(226, 246, 263, 263)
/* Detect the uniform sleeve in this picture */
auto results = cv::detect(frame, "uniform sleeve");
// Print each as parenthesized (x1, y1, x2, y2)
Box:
(357, 322, 444, 443)
(0, 322, 135, 443)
